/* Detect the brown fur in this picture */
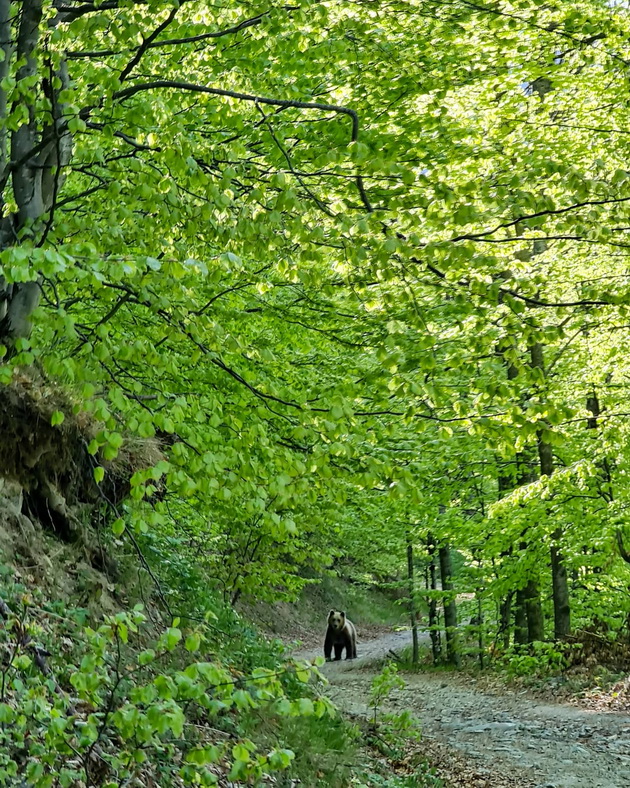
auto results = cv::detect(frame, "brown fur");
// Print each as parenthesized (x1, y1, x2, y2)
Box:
(324, 610, 357, 661)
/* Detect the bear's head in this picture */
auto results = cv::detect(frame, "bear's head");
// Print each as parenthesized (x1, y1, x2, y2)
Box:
(328, 610, 346, 631)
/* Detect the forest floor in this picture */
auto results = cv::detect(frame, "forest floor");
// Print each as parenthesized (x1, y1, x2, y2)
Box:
(294, 631, 630, 788)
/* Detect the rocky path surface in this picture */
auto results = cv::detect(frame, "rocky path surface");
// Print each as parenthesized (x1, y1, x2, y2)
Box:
(294, 631, 630, 788)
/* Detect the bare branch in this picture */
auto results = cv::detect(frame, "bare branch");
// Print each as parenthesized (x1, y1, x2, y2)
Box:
(119, 2, 183, 82)
(114, 79, 360, 138)
(85, 120, 160, 151)
(112, 80, 373, 212)
(52, 0, 146, 22)
(449, 196, 630, 244)
(142, 10, 267, 48)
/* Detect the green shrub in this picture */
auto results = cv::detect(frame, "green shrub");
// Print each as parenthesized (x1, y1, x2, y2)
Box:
(355, 766, 443, 787)
(271, 714, 360, 787)
(366, 664, 421, 761)
(501, 641, 569, 678)
(0, 577, 335, 786)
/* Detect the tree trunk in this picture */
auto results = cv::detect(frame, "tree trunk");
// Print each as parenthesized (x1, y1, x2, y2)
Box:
(515, 532, 545, 643)
(496, 456, 514, 648)
(525, 579, 545, 641)
(0, 0, 11, 174)
(438, 543, 459, 666)
(476, 588, 484, 669)
(406, 533, 419, 666)
(514, 588, 528, 645)
(499, 591, 512, 651)
(494, 343, 521, 648)
(587, 392, 630, 565)
(531, 341, 570, 639)
(427, 533, 441, 664)
(0, 0, 73, 343)
(550, 538, 570, 639)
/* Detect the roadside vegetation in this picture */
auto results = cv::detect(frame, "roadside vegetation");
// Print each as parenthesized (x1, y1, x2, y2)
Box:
(2, 0, 630, 785)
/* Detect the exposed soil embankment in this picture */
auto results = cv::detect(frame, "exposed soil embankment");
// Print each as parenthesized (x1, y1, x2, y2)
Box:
(0, 371, 162, 606)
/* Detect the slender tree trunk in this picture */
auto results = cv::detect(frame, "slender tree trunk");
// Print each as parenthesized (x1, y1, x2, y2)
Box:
(515, 532, 545, 642)
(514, 468, 544, 643)
(495, 345, 522, 648)
(496, 457, 514, 648)
(514, 588, 528, 645)
(587, 392, 629, 566)
(525, 579, 545, 641)
(549, 538, 570, 638)
(406, 533, 419, 666)
(476, 587, 484, 669)
(0, 0, 11, 173)
(531, 341, 570, 639)
(0, 0, 72, 343)
(427, 533, 441, 664)
(499, 591, 512, 650)
(471, 551, 485, 668)
(438, 543, 459, 666)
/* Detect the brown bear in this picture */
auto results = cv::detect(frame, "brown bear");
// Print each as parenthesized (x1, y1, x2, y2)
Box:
(324, 610, 357, 661)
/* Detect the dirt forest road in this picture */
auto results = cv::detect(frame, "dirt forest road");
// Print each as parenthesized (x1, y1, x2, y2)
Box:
(294, 631, 630, 788)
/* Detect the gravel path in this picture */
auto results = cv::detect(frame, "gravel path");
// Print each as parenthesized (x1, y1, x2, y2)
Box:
(294, 631, 630, 788)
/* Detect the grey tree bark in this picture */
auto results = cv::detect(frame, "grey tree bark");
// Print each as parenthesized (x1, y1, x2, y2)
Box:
(438, 542, 459, 666)
(475, 571, 484, 669)
(406, 533, 419, 666)
(427, 532, 441, 664)
(514, 588, 528, 645)
(498, 591, 512, 650)
(524, 579, 545, 641)
(0, 0, 72, 343)
(495, 343, 543, 646)
(530, 341, 570, 639)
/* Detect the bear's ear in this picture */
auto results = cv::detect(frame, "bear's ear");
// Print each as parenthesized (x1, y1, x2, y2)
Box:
(329, 609, 335, 616)
(340, 610, 346, 617)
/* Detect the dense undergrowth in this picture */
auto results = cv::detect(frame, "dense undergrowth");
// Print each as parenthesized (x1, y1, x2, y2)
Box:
(395, 616, 630, 708)
(0, 512, 431, 788)
(0, 371, 433, 787)
(0, 564, 343, 786)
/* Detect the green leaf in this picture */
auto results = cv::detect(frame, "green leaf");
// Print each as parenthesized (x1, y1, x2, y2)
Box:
(268, 749, 294, 770)
(164, 627, 182, 651)
(112, 518, 125, 536)
(138, 649, 156, 666)
(296, 698, 314, 716)
(0, 703, 14, 723)
(231, 743, 251, 763)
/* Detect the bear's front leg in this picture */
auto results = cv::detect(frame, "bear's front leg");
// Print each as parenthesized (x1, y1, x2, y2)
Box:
(324, 631, 334, 662)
